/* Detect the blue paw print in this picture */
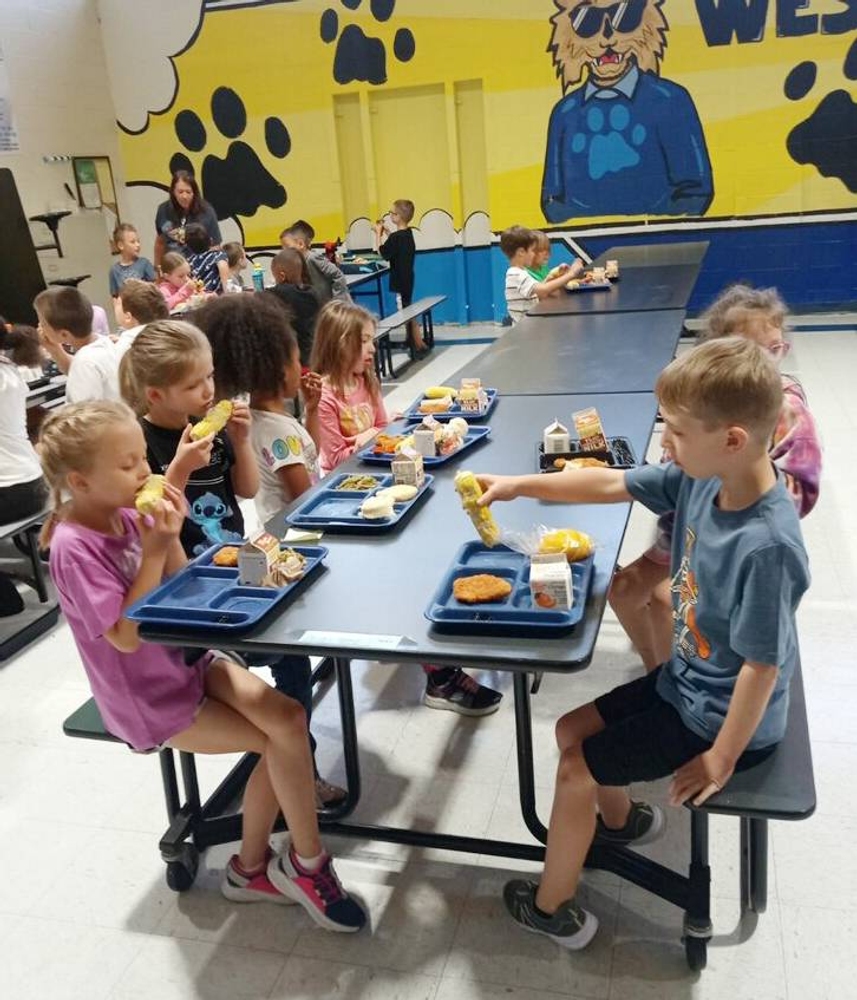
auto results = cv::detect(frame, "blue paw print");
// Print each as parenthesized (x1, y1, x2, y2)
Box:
(571, 105, 647, 181)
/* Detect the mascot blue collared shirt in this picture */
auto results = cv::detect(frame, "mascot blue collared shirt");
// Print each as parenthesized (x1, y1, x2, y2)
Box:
(542, 61, 713, 221)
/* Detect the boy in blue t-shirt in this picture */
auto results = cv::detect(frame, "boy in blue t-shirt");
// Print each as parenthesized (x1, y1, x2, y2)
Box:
(476, 337, 810, 950)
(109, 223, 156, 298)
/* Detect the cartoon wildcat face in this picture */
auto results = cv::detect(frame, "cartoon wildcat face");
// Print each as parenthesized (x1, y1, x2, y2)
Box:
(548, 0, 668, 90)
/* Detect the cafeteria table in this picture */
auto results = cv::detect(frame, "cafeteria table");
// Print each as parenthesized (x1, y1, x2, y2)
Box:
(589, 240, 709, 269)
(529, 262, 701, 316)
(140, 391, 660, 851)
(462, 309, 685, 395)
(345, 263, 390, 317)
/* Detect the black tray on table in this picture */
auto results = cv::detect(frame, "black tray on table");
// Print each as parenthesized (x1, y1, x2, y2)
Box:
(538, 435, 637, 473)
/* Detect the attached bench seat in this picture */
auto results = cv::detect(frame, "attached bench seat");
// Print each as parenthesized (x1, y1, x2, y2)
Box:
(585, 655, 814, 971)
(0, 504, 52, 603)
(374, 294, 447, 378)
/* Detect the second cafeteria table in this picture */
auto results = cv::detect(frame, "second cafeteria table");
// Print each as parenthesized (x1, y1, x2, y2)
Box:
(464, 309, 685, 395)
(529, 261, 701, 316)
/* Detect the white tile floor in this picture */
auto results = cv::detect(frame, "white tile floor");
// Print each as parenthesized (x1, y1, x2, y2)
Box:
(1, 322, 854, 999)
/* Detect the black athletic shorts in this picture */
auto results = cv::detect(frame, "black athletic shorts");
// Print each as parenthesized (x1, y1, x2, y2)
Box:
(582, 667, 775, 787)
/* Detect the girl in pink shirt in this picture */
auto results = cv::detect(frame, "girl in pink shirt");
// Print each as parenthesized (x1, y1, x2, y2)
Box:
(39, 401, 365, 933)
(311, 300, 389, 475)
(310, 302, 504, 716)
(156, 252, 198, 311)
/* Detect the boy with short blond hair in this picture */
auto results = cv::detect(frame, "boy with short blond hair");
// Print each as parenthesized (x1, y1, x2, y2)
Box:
(375, 198, 426, 355)
(477, 337, 810, 950)
(109, 223, 156, 298)
(34, 287, 120, 403)
(500, 225, 581, 324)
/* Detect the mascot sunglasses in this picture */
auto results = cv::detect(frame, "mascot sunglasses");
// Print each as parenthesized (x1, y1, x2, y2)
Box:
(570, 0, 647, 39)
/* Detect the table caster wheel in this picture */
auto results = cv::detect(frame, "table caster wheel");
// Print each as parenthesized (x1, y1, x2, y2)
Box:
(684, 934, 707, 971)
(165, 843, 199, 892)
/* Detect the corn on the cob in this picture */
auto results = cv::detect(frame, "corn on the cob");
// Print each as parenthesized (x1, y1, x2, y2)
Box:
(135, 474, 166, 515)
(190, 400, 233, 440)
(455, 470, 501, 547)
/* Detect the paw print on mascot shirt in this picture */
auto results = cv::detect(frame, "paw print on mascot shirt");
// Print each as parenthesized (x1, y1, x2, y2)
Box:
(784, 38, 857, 193)
(572, 103, 648, 181)
(170, 87, 291, 221)
(320, 0, 416, 85)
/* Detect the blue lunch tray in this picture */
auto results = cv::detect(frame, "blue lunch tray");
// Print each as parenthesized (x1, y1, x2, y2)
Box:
(425, 541, 595, 636)
(565, 280, 612, 293)
(125, 543, 328, 634)
(287, 473, 434, 532)
(404, 388, 499, 423)
(359, 424, 491, 467)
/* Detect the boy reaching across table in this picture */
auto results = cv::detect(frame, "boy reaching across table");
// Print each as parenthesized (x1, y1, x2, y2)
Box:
(476, 337, 810, 949)
(500, 226, 581, 324)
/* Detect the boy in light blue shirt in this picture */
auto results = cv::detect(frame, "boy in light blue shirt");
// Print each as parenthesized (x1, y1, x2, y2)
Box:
(476, 337, 810, 950)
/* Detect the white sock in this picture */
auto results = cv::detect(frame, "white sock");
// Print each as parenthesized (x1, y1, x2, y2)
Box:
(294, 850, 325, 872)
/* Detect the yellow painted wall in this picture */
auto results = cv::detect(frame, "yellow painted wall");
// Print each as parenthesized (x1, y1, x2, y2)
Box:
(117, 1, 856, 244)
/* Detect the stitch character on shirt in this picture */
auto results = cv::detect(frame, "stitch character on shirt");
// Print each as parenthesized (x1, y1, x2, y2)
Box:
(189, 490, 244, 554)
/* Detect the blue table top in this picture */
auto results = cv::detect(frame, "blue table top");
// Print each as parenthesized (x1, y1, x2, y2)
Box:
(139, 391, 659, 673)
(462, 309, 685, 395)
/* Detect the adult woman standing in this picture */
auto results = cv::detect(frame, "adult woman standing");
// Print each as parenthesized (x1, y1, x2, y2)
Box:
(153, 171, 222, 268)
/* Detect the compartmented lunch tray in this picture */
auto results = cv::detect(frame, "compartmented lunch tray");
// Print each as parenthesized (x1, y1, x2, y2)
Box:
(565, 280, 612, 292)
(425, 541, 595, 636)
(359, 424, 491, 467)
(287, 473, 434, 532)
(126, 544, 328, 634)
(538, 436, 636, 473)
(404, 388, 498, 423)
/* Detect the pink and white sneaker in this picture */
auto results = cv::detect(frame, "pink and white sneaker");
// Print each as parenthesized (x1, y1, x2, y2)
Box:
(221, 849, 296, 905)
(267, 849, 367, 932)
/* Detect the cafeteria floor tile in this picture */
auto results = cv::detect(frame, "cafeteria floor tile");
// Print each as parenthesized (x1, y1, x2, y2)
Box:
(0, 325, 852, 1000)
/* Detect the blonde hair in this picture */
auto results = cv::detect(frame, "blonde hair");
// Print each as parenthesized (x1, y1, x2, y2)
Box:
(656, 337, 783, 443)
(160, 251, 189, 276)
(393, 199, 415, 224)
(310, 300, 380, 401)
(699, 284, 789, 343)
(38, 400, 137, 546)
(530, 230, 551, 253)
(119, 320, 211, 416)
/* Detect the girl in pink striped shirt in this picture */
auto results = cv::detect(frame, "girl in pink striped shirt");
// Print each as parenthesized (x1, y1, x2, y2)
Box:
(311, 301, 389, 476)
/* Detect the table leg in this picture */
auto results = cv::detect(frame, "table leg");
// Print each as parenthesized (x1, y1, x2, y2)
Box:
(513, 672, 548, 844)
(22, 527, 49, 603)
(318, 657, 361, 822)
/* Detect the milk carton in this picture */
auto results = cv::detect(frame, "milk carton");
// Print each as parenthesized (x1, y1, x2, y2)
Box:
(529, 552, 573, 610)
(391, 450, 425, 487)
(238, 530, 280, 586)
(543, 419, 570, 455)
(412, 427, 437, 458)
(572, 407, 607, 452)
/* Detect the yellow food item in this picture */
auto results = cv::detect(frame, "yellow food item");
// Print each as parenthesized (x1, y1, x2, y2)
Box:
(419, 397, 453, 414)
(134, 474, 166, 515)
(539, 529, 594, 563)
(425, 385, 458, 400)
(190, 400, 234, 440)
(455, 470, 501, 547)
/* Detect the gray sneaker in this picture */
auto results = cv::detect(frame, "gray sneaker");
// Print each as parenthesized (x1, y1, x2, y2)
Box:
(595, 800, 665, 846)
(503, 879, 598, 951)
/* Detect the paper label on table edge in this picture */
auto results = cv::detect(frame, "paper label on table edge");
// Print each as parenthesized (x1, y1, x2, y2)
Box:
(299, 630, 404, 651)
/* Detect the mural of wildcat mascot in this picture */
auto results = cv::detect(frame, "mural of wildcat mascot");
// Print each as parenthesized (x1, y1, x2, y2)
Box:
(541, 0, 713, 222)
